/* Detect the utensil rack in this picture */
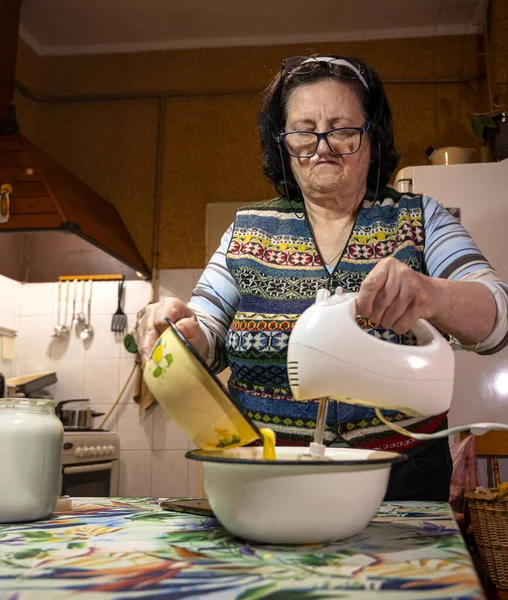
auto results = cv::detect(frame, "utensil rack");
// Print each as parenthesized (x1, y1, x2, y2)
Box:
(58, 275, 125, 282)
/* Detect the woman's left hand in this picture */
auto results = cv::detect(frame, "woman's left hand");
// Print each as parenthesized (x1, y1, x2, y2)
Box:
(356, 257, 440, 334)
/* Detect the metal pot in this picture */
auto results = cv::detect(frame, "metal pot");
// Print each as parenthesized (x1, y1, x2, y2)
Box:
(427, 146, 476, 165)
(56, 399, 104, 430)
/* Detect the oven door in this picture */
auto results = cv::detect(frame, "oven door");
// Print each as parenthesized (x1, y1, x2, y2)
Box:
(61, 461, 118, 497)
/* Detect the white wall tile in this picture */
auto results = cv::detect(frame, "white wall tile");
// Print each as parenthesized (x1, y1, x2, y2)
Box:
(89, 281, 119, 315)
(0, 310, 18, 331)
(151, 450, 189, 498)
(50, 358, 85, 400)
(124, 281, 152, 315)
(152, 405, 192, 450)
(158, 269, 197, 302)
(49, 329, 86, 360)
(0, 335, 16, 364)
(18, 316, 53, 359)
(119, 450, 152, 496)
(119, 357, 139, 403)
(20, 282, 56, 317)
(0, 359, 14, 379)
(88, 400, 118, 431)
(0, 275, 21, 314)
(117, 403, 154, 450)
(83, 315, 123, 358)
(15, 357, 51, 376)
(84, 359, 121, 404)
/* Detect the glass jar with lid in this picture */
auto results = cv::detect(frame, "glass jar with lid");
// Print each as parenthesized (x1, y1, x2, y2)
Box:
(0, 398, 64, 522)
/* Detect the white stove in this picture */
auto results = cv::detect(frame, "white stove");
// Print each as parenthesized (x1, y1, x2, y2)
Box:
(63, 431, 120, 464)
(62, 430, 120, 497)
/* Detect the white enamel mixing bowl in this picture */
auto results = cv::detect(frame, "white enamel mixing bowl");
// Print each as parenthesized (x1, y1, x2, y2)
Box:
(186, 446, 406, 544)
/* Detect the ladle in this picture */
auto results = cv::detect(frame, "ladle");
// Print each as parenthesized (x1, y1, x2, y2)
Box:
(58, 281, 70, 337)
(51, 281, 65, 338)
(74, 280, 86, 335)
(79, 280, 94, 341)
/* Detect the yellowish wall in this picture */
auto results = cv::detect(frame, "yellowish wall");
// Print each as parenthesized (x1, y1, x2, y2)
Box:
(14, 35, 482, 269)
(489, 0, 508, 109)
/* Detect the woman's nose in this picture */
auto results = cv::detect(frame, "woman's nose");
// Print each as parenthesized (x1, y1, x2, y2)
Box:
(315, 136, 332, 157)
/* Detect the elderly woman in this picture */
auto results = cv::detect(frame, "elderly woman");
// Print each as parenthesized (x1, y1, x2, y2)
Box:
(137, 55, 508, 502)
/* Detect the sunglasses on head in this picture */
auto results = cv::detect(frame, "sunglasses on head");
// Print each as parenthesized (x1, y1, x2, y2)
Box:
(282, 56, 369, 91)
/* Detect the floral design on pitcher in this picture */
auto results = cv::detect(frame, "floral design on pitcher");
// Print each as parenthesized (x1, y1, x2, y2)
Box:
(150, 339, 174, 378)
(213, 428, 241, 448)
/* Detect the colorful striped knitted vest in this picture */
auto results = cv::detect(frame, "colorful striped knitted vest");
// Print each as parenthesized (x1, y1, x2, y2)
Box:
(225, 190, 447, 451)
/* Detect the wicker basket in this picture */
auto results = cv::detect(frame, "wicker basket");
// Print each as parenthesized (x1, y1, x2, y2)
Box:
(466, 489, 508, 590)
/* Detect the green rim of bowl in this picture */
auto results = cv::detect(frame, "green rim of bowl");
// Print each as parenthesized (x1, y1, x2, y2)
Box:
(166, 318, 263, 441)
(185, 447, 408, 466)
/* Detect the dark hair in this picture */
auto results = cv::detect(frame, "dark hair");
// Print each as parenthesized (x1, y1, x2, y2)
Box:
(258, 56, 400, 200)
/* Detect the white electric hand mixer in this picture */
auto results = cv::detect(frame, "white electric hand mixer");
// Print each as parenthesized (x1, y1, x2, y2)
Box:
(287, 288, 508, 459)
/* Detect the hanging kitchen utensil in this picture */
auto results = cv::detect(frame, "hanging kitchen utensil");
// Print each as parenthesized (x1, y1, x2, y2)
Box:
(75, 280, 86, 335)
(71, 279, 78, 328)
(58, 280, 70, 337)
(111, 278, 127, 333)
(51, 281, 64, 337)
(79, 279, 94, 341)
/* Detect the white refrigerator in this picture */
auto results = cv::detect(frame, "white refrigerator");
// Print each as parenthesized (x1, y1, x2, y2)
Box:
(394, 160, 508, 483)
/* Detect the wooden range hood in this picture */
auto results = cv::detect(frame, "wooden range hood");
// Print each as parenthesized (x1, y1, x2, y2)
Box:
(0, 0, 150, 280)
(0, 134, 150, 278)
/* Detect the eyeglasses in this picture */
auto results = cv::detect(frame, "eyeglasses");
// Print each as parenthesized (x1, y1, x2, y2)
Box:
(282, 56, 369, 90)
(279, 122, 370, 158)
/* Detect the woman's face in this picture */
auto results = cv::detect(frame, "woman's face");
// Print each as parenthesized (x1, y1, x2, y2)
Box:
(284, 79, 371, 202)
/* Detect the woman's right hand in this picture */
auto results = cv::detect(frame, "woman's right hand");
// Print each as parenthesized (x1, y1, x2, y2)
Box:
(135, 297, 209, 365)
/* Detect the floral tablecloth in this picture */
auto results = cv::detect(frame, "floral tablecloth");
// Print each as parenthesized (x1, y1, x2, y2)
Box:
(0, 498, 483, 599)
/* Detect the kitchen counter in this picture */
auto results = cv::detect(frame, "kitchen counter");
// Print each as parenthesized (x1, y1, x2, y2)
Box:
(0, 498, 484, 599)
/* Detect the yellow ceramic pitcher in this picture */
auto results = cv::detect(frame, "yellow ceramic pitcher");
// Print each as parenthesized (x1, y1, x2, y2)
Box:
(144, 320, 261, 451)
